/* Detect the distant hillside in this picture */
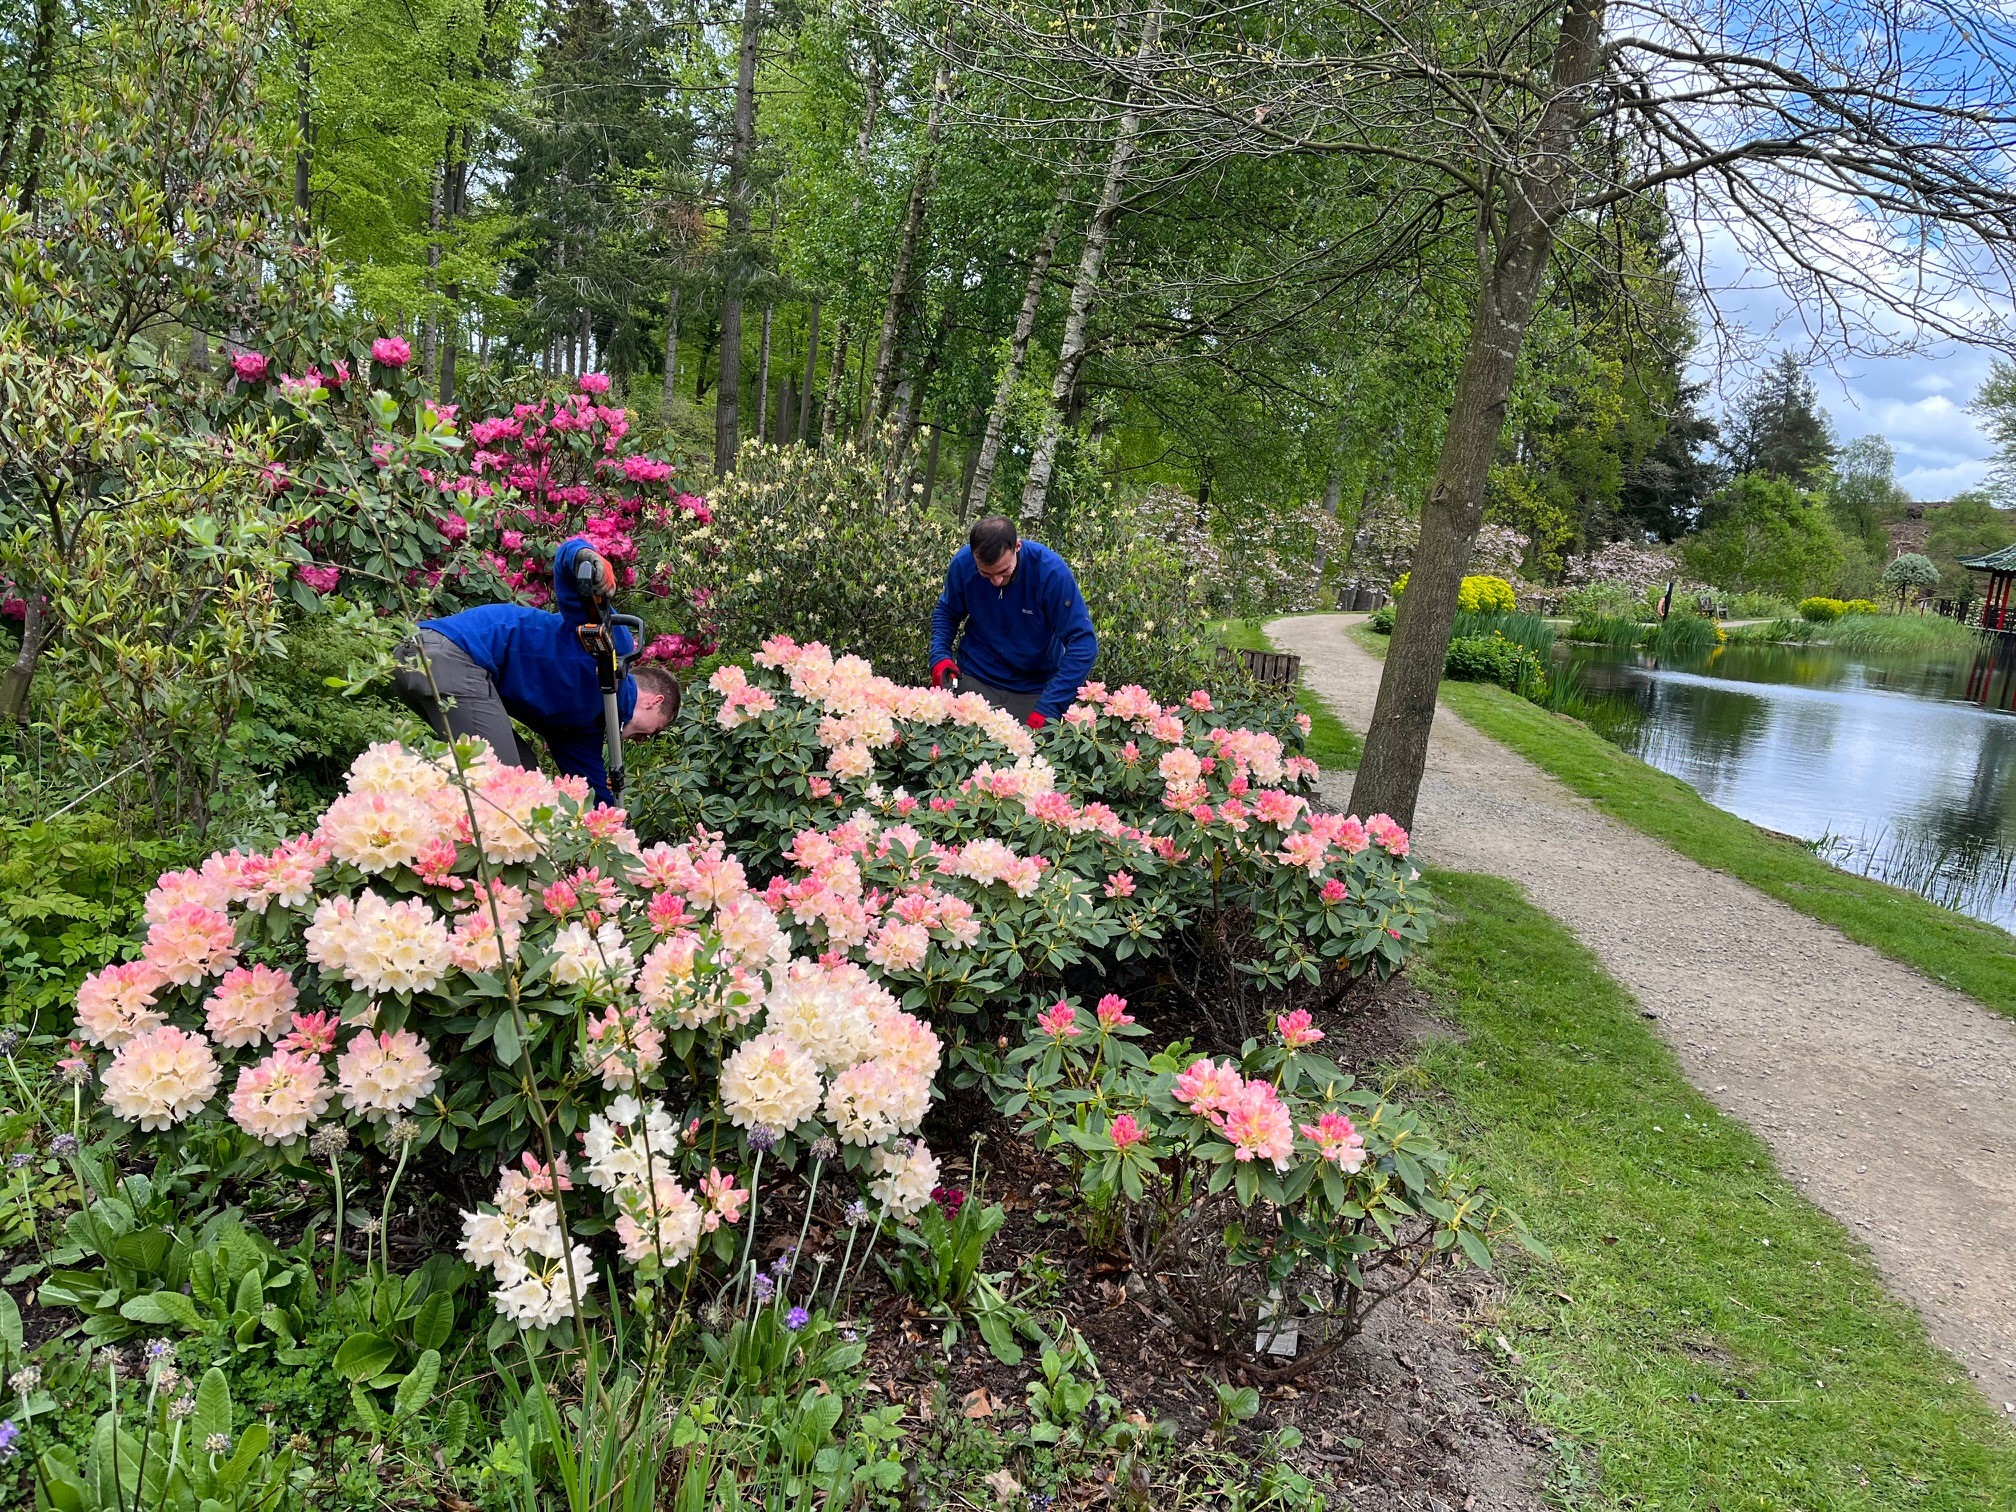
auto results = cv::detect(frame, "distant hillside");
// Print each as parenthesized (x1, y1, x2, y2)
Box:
(1885, 501, 1945, 558)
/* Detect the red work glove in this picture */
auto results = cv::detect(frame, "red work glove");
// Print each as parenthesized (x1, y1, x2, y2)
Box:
(1026, 710, 1047, 730)
(931, 659, 959, 689)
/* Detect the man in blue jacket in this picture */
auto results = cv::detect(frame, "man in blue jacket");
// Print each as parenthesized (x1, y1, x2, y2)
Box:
(929, 515, 1097, 729)
(391, 537, 680, 806)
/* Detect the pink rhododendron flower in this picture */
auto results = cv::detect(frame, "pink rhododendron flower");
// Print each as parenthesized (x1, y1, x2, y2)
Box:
(203, 964, 299, 1048)
(295, 564, 340, 594)
(1036, 1001, 1080, 1039)
(1366, 813, 1410, 857)
(1320, 877, 1349, 905)
(1276, 1009, 1324, 1049)
(75, 961, 168, 1047)
(230, 350, 269, 383)
(228, 1049, 332, 1145)
(1096, 994, 1134, 1029)
(698, 1167, 746, 1231)
(579, 372, 612, 394)
(279, 1011, 339, 1057)
(1172, 1057, 1243, 1116)
(1103, 870, 1136, 899)
(1109, 1112, 1147, 1149)
(143, 902, 238, 986)
(1186, 690, 1213, 711)
(372, 335, 412, 367)
(1301, 1111, 1366, 1172)
(1217, 1080, 1296, 1169)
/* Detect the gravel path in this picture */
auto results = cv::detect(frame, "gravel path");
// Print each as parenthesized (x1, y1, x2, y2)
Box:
(1269, 613, 2016, 1410)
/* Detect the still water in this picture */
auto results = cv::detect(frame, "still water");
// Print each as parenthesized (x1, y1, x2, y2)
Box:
(1561, 636, 2016, 932)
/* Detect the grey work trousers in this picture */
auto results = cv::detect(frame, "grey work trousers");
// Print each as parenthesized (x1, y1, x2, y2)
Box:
(391, 630, 543, 770)
(955, 674, 1042, 722)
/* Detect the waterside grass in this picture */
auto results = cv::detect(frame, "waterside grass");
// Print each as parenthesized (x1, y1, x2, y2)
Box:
(1413, 870, 2016, 1508)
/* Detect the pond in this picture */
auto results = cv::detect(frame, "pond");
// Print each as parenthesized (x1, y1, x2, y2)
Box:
(1560, 635, 2016, 932)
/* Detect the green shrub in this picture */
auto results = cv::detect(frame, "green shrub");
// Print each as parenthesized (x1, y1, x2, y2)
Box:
(1457, 575, 1519, 614)
(1368, 603, 1396, 633)
(1799, 596, 1847, 622)
(1452, 610, 1555, 660)
(1725, 590, 1798, 619)
(1446, 634, 1526, 687)
(1842, 597, 1885, 617)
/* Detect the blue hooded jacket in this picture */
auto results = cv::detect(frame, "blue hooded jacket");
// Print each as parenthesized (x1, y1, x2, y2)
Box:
(422, 537, 637, 805)
(929, 540, 1097, 720)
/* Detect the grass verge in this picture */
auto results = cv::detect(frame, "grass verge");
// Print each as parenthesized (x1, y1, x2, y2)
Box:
(1414, 869, 2016, 1508)
(1212, 617, 1362, 770)
(1344, 621, 2016, 1010)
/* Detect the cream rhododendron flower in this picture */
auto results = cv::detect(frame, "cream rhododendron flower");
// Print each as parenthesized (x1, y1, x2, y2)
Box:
(74, 961, 168, 1048)
(550, 920, 637, 997)
(142, 902, 238, 987)
(825, 1059, 929, 1146)
(347, 741, 450, 797)
(718, 1031, 822, 1132)
(613, 1175, 704, 1265)
(102, 1025, 221, 1131)
(227, 1048, 333, 1144)
(335, 892, 453, 995)
(763, 961, 879, 1072)
(870, 1139, 940, 1217)
(868, 1004, 942, 1083)
(336, 1028, 440, 1118)
(199, 964, 298, 1048)
(319, 790, 439, 874)
(465, 765, 561, 864)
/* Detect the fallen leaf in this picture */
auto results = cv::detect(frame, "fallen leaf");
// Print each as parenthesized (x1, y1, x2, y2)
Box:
(983, 1468, 1022, 1505)
(963, 1386, 996, 1419)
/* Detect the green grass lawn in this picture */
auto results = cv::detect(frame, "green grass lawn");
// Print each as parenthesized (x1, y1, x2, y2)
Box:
(1414, 869, 2016, 1508)
(1342, 621, 2016, 1014)
(1211, 617, 1362, 770)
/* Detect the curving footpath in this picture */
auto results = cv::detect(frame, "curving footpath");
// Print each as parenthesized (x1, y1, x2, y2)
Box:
(1269, 613, 2016, 1410)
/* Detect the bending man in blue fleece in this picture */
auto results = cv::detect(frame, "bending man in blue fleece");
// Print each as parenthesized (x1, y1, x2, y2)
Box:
(929, 515, 1097, 728)
(391, 537, 680, 806)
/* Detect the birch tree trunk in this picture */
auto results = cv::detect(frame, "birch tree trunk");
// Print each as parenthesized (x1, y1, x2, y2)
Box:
(965, 185, 1066, 519)
(1018, 4, 1162, 521)
(862, 53, 951, 440)
(715, 0, 763, 475)
(1350, 0, 1604, 828)
(820, 326, 850, 441)
(422, 149, 445, 380)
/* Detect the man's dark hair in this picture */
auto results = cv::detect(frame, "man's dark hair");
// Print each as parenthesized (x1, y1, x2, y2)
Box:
(969, 515, 1019, 567)
(631, 662, 682, 719)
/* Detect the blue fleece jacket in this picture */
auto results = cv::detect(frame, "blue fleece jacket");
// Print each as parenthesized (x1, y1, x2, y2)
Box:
(422, 537, 637, 806)
(929, 540, 1097, 720)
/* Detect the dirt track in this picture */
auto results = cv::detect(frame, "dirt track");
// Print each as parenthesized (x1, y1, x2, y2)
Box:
(1269, 613, 2016, 1410)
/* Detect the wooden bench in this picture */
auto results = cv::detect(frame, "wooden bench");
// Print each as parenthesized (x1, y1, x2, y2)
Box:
(1216, 647, 1303, 688)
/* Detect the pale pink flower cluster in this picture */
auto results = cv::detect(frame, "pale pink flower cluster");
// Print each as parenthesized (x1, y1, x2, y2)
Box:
(773, 815, 981, 964)
(718, 1031, 823, 1132)
(335, 1029, 440, 1118)
(142, 902, 237, 987)
(1301, 1112, 1366, 1172)
(937, 837, 1044, 898)
(750, 635, 1035, 762)
(709, 664, 777, 729)
(584, 1003, 664, 1090)
(319, 789, 442, 874)
(75, 961, 167, 1047)
(102, 1025, 221, 1130)
(550, 920, 637, 998)
(227, 1049, 332, 1145)
(203, 965, 299, 1047)
(870, 1138, 941, 1217)
(1172, 1056, 1295, 1167)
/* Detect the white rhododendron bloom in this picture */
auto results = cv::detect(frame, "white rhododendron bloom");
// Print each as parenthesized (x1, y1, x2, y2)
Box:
(825, 1059, 929, 1147)
(871, 1139, 940, 1218)
(102, 1025, 221, 1131)
(763, 961, 879, 1072)
(490, 1246, 598, 1329)
(718, 1031, 822, 1132)
(550, 920, 637, 997)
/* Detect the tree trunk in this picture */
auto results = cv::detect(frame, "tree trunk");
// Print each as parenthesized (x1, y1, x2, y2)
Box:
(0, 595, 49, 724)
(715, 0, 763, 474)
(3, 0, 60, 211)
(797, 299, 820, 441)
(662, 286, 681, 416)
(1349, 0, 1604, 829)
(820, 325, 850, 441)
(422, 148, 446, 380)
(1313, 410, 1351, 574)
(863, 53, 951, 440)
(189, 328, 212, 375)
(294, 34, 313, 232)
(967, 188, 1067, 518)
(1019, 4, 1162, 522)
(755, 304, 774, 440)
(921, 421, 944, 505)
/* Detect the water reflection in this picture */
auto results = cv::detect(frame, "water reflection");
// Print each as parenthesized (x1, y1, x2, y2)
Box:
(1561, 637, 2016, 931)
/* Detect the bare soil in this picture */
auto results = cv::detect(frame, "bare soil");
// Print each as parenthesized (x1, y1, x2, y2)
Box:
(1270, 612, 2016, 1410)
